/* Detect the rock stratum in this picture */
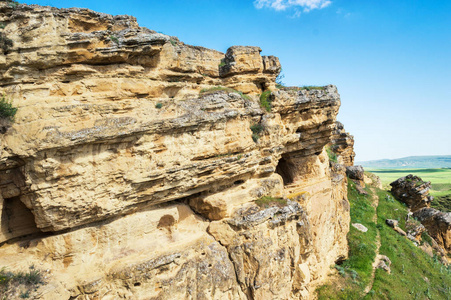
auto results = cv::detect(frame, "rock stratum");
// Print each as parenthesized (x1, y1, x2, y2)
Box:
(0, 3, 355, 299)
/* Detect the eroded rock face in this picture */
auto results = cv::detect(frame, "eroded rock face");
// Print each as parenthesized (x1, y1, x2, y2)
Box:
(390, 175, 433, 211)
(413, 208, 451, 253)
(330, 121, 355, 167)
(0, 3, 351, 299)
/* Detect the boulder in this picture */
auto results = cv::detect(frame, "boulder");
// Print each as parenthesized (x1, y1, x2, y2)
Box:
(346, 165, 365, 181)
(390, 175, 433, 211)
(386, 219, 399, 228)
(352, 223, 368, 232)
(376, 255, 392, 274)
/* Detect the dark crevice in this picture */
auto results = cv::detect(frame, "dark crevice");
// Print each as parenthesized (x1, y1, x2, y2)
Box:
(275, 157, 295, 185)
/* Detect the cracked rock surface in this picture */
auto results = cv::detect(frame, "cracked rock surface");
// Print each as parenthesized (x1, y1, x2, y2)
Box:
(0, 3, 353, 299)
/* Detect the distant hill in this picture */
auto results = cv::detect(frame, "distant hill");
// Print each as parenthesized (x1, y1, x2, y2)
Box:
(357, 155, 451, 169)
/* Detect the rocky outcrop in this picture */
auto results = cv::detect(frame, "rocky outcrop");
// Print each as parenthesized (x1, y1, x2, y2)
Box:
(390, 174, 451, 260)
(330, 121, 355, 167)
(0, 3, 351, 299)
(346, 165, 364, 182)
(390, 175, 433, 211)
(413, 208, 451, 253)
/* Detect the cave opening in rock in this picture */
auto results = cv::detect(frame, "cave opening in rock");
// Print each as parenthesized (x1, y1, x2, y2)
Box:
(1, 197, 40, 242)
(276, 157, 295, 185)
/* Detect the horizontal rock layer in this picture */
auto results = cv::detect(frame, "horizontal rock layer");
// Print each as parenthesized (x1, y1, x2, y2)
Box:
(390, 174, 433, 211)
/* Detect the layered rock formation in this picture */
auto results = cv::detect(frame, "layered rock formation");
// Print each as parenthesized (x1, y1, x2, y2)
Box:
(413, 208, 451, 254)
(390, 174, 451, 260)
(0, 3, 353, 299)
(390, 175, 433, 211)
(329, 121, 355, 167)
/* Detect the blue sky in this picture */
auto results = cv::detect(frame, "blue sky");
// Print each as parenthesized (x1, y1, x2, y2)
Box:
(27, 0, 451, 161)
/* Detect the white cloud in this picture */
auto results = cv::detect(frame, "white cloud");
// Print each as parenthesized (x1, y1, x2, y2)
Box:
(254, 0, 332, 12)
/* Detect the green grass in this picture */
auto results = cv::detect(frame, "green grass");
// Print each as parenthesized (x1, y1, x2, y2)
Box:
(317, 174, 451, 299)
(317, 180, 377, 299)
(259, 91, 272, 112)
(368, 168, 451, 211)
(200, 86, 250, 100)
(368, 189, 451, 299)
(155, 102, 163, 109)
(254, 196, 287, 208)
(0, 93, 17, 121)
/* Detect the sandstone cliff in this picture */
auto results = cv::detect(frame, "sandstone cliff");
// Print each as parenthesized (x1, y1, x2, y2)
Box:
(330, 121, 355, 167)
(0, 3, 352, 299)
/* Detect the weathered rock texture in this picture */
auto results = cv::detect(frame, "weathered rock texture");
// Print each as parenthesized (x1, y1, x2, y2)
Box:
(390, 175, 433, 211)
(0, 3, 352, 299)
(413, 208, 451, 254)
(330, 121, 355, 167)
(391, 174, 451, 260)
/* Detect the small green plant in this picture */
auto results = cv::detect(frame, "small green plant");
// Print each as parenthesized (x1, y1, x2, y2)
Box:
(109, 35, 119, 45)
(218, 59, 226, 67)
(325, 145, 338, 163)
(335, 265, 346, 276)
(259, 91, 272, 112)
(0, 22, 5, 29)
(155, 102, 163, 109)
(170, 39, 176, 46)
(255, 196, 287, 208)
(250, 123, 264, 143)
(0, 93, 17, 121)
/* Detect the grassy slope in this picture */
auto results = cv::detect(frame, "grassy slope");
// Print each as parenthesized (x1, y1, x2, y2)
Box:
(368, 168, 451, 212)
(317, 180, 378, 299)
(316, 177, 451, 300)
(370, 189, 451, 299)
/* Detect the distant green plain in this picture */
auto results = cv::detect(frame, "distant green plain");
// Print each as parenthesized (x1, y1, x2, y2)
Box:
(367, 168, 451, 211)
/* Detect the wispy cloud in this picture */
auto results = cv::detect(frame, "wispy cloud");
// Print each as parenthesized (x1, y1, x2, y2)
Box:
(254, 0, 332, 13)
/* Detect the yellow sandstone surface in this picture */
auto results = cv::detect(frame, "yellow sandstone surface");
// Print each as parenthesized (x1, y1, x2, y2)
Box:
(0, 3, 353, 299)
